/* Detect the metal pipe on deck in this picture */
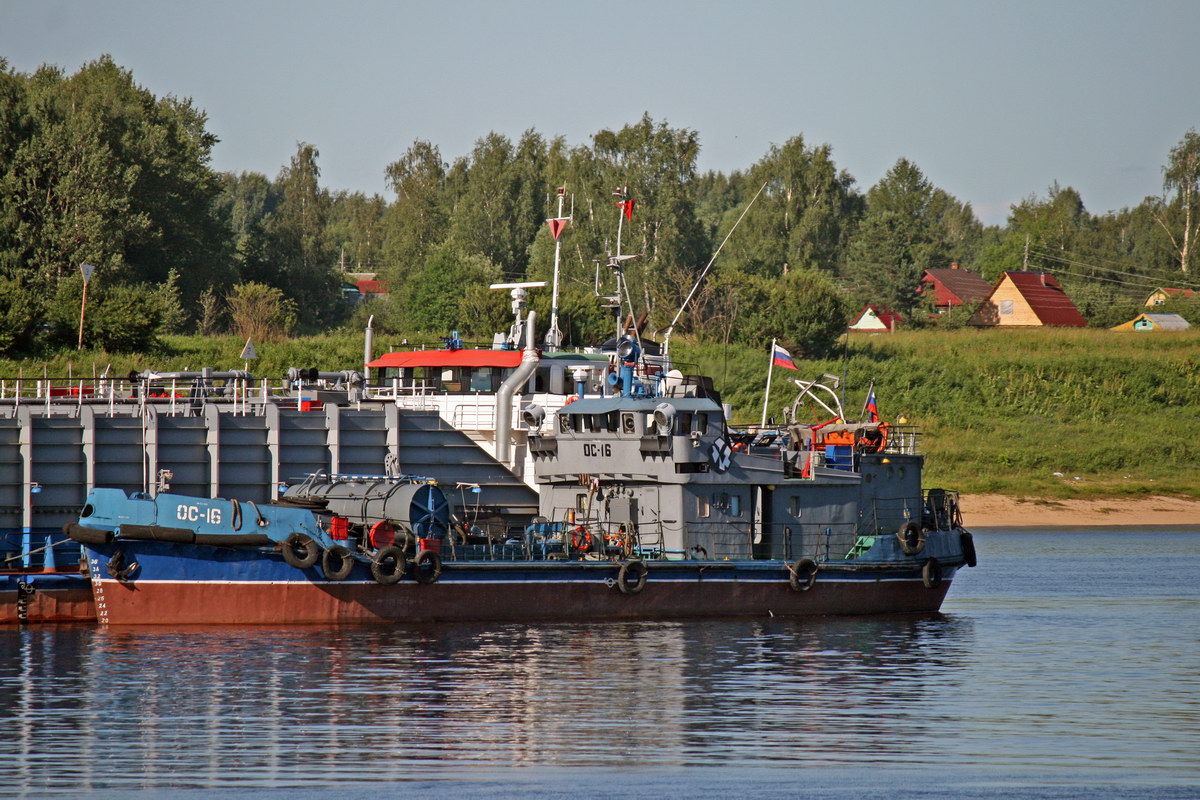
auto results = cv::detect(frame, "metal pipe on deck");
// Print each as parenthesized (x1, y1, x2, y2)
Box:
(495, 311, 539, 467)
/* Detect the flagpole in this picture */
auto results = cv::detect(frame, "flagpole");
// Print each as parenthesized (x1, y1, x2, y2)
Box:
(761, 338, 776, 427)
(860, 378, 875, 419)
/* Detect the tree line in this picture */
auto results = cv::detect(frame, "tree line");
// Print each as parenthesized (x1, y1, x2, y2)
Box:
(2, 56, 1198, 358)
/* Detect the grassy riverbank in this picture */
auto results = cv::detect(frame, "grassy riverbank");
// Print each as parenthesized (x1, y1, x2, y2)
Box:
(676, 328, 1200, 499)
(4, 328, 1198, 501)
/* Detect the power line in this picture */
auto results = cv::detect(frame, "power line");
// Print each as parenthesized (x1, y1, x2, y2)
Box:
(1029, 246, 1200, 290)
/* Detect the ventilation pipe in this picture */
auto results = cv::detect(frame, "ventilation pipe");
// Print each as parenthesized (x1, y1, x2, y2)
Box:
(495, 311, 539, 467)
(364, 314, 375, 381)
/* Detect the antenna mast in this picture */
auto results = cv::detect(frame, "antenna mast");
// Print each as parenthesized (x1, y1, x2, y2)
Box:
(544, 187, 572, 351)
(661, 180, 768, 357)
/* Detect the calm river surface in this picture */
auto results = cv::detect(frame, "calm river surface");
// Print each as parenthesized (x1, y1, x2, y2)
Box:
(2, 527, 1198, 798)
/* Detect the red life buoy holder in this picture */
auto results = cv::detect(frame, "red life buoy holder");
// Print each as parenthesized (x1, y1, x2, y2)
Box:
(369, 520, 396, 550)
(571, 526, 592, 553)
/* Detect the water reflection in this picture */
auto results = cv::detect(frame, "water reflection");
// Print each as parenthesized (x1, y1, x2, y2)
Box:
(0, 615, 972, 793)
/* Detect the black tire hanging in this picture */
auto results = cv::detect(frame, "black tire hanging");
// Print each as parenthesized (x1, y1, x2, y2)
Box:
(617, 560, 648, 595)
(282, 533, 319, 570)
(959, 530, 978, 568)
(413, 550, 443, 585)
(922, 557, 943, 589)
(63, 522, 112, 545)
(897, 522, 926, 555)
(371, 545, 407, 585)
(322, 545, 355, 581)
(788, 558, 818, 592)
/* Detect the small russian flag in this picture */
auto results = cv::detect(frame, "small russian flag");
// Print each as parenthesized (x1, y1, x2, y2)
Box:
(865, 388, 879, 423)
(772, 342, 798, 370)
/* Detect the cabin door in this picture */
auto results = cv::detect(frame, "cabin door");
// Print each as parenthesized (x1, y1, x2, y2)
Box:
(752, 486, 773, 559)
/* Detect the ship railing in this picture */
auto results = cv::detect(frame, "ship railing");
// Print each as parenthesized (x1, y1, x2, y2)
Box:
(921, 488, 963, 530)
(883, 425, 922, 456)
(0, 376, 271, 417)
(437, 518, 879, 564)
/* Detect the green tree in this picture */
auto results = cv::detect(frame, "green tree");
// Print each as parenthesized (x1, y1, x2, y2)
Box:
(721, 135, 861, 280)
(325, 190, 386, 273)
(0, 273, 44, 353)
(381, 139, 450, 286)
(261, 143, 342, 328)
(1157, 129, 1200, 274)
(397, 242, 500, 333)
(227, 282, 297, 343)
(448, 130, 547, 280)
(44, 272, 181, 351)
(843, 158, 972, 315)
(214, 170, 278, 285)
(0, 56, 233, 341)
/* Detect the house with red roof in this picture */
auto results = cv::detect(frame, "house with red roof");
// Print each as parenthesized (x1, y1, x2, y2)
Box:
(1145, 287, 1197, 307)
(968, 271, 1088, 327)
(848, 305, 903, 333)
(356, 279, 389, 296)
(920, 264, 992, 313)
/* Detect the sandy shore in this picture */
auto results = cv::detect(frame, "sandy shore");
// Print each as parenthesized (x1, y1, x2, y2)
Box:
(960, 494, 1200, 527)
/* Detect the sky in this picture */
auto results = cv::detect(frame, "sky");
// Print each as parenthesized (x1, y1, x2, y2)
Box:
(3, 0, 1198, 226)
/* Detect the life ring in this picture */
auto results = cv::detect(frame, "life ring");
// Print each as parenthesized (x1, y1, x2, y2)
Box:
(563, 394, 579, 406)
(413, 550, 443, 584)
(106, 549, 140, 583)
(897, 522, 926, 555)
(617, 560, 648, 594)
(922, 557, 943, 589)
(572, 526, 593, 553)
(282, 532, 319, 569)
(689, 545, 709, 560)
(788, 558, 818, 591)
(322, 545, 355, 581)
(959, 530, 977, 568)
(369, 520, 396, 550)
(371, 545, 407, 585)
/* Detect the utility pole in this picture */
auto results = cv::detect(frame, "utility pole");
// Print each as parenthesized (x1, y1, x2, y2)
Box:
(77, 264, 95, 350)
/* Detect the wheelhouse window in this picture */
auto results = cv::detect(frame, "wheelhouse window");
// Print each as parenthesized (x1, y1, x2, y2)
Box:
(676, 412, 693, 436)
(697, 495, 711, 518)
(469, 368, 495, 392)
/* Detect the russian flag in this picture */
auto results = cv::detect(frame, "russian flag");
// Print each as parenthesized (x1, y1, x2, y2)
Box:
(772, 342, 798, 370)
(865, 388, 879, 423)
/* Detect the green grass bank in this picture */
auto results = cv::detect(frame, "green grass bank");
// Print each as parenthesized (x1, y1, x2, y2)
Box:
(4, 328, 1198, 500)
(675, 329, 1200, 499)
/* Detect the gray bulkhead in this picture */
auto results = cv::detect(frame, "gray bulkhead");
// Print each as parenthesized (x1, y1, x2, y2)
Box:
(530, 395, 926, 560)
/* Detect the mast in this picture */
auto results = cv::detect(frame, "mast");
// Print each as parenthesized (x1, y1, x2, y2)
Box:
(545, 187, 571, 351)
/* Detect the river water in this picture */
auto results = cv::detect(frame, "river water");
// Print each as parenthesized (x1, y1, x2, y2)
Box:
(1, 527, 1198, 798)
